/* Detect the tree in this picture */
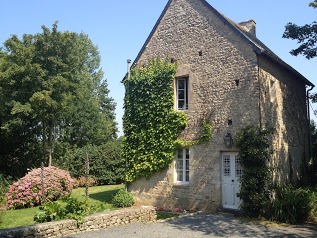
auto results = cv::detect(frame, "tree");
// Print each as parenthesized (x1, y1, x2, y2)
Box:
(0, 23, 117, 177)
(65, 140, 124, 185)
(283, 1, 317, 59)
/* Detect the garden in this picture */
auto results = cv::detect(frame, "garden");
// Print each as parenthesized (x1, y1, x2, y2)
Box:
(0, 166, 133, 229)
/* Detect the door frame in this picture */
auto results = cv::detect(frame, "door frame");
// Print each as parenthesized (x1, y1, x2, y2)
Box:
(221, 151, 241, 210)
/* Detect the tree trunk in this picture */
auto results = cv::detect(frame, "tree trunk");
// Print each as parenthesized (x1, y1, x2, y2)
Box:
(42, 121, 47, 165)
(47, 119, 54, 166)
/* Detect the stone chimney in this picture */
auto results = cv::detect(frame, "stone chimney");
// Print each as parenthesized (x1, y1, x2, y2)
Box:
(239, 20, 256, 36)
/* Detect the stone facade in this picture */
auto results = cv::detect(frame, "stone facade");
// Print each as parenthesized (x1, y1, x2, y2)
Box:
(259, 56, 309, 184)
(128, 0, 312, 212)
(0, 206, 156, 238)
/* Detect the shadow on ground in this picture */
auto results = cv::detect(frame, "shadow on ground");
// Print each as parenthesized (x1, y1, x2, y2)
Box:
(88, 189, 120, 203)
(62, 212, 317, 238)
(166, 213, 317, 238)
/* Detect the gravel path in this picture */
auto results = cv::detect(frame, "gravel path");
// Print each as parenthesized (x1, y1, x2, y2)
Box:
(63, 213, 317, 238)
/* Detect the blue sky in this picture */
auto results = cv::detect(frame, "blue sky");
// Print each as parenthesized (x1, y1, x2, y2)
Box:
(1, 0, 316, 136)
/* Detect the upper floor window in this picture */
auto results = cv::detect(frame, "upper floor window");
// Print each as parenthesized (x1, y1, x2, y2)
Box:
(176, 77, 188, 110)
(175, 148, 190, 184)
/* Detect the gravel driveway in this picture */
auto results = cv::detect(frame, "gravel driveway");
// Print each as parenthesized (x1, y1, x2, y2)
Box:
(63, 213, 317, 238)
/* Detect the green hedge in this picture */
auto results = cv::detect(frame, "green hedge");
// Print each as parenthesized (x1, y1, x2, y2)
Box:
(270, 186, 315, 224)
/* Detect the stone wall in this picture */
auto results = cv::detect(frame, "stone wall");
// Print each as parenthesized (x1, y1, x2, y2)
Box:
(129, 0, 260, 212)
(259, 56, 309, 184)
(0, 206, 156, 238)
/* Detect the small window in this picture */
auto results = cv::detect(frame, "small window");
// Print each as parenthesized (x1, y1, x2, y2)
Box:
(176, 77, 188, 110)
(175, 148, 190, 184)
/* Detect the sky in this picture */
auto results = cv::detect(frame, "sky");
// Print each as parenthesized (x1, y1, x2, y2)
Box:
(0, 0, 316, 136)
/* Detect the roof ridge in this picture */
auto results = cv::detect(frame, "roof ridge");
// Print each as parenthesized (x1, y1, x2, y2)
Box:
(125, 0, 313, 86)
(199, 0, 313, 86)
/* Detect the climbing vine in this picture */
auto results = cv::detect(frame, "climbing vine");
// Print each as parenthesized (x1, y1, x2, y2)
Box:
(235, 125, 272, 217)
(122, 59, 187, 182)
(176, 119, 212, 147)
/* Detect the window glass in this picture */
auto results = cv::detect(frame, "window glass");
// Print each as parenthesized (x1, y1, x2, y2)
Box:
(175, 148, 189, 183)
(176, 77, 188, 110)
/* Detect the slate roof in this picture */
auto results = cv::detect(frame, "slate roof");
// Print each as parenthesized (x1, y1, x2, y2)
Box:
(127, 0, 314, 87)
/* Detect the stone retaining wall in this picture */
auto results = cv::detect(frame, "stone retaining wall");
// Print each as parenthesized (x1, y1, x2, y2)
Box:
(0, 206, 156, 238)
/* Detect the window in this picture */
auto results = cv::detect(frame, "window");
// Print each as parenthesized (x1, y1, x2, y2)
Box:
(176, 77, 188, 110)
(175, 148, 189, 183)
(223, 155, 231, 177)
(270, 79, 277, 103)
(235, 155, 242, 177)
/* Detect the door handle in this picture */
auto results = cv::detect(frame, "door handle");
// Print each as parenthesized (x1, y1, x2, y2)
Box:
(232, 180, 234, 182)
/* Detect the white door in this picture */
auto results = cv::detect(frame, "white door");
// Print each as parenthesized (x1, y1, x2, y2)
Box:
(222, 152, 242, 210)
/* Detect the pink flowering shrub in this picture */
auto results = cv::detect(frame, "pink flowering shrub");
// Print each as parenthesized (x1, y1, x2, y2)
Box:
(6, 166, 74, 209)
(76, 176, 96, 187)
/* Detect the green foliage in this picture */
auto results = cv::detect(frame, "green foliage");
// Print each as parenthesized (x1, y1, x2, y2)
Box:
(63, 140, 124, 185)
(1, 185, 122, 229)
(310, 0, 317, 8)
(309, 188, 317, 221)
(34, 197, 104, 224)
(235, 125, 272, 217)
(33, 201, 64, 223)
(111, 189, 134, 208)
(176, 119, 212, 147)
(199, 119, 213, 142)
(0, 174, 10, 206)
(283, 1, 317, 59)
(0, 22, 117, 178)
(122, 59, 187, 182)
(270, 186, 311, 224)
(156, 211, 180, 220)
(63, 197, 95, 224)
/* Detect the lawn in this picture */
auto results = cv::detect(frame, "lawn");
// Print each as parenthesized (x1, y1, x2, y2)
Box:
(0, 184, 124, 229)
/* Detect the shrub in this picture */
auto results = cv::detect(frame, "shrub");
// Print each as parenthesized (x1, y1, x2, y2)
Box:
(309, 189, 317, 221)
(112, 189, 134, 208)
(72, 178, 79, 189)
(63, 197, 95, 223)
(270, 186, 311, 224)
(75, 176, 97, 187)
(6, 166, 74, 209)
(33, 201, 65, 223)
(34, 197, 104, 224)
(235, 126, 272, 218)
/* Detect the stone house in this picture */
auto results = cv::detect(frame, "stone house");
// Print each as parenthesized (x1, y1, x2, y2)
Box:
(126, 0, 314, 211)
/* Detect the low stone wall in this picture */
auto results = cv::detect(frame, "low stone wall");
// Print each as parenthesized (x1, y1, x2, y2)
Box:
(0, 206, 156, 238)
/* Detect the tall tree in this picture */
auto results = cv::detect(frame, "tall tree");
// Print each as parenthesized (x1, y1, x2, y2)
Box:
(283, 1, 317, 59)
(0, 23, 117, 177)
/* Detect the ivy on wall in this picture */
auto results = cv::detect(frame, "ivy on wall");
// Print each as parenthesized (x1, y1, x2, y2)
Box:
(176, 119, 212, 147)
(122, 59, 187, 182)
(235, 125, 272, 217)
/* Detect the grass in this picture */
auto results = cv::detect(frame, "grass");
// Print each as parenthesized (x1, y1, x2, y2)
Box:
(0, 184, 124, 229)
(0, 207, 39, 228)
(156, 211, 181, 220)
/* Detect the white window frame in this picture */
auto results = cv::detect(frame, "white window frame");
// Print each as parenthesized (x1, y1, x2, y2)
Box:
(176, 77, 189, 110)
(174, 148, 190, 185)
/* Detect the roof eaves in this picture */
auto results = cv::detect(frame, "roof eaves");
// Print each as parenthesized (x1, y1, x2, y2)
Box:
(260, 51, 314, 87)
